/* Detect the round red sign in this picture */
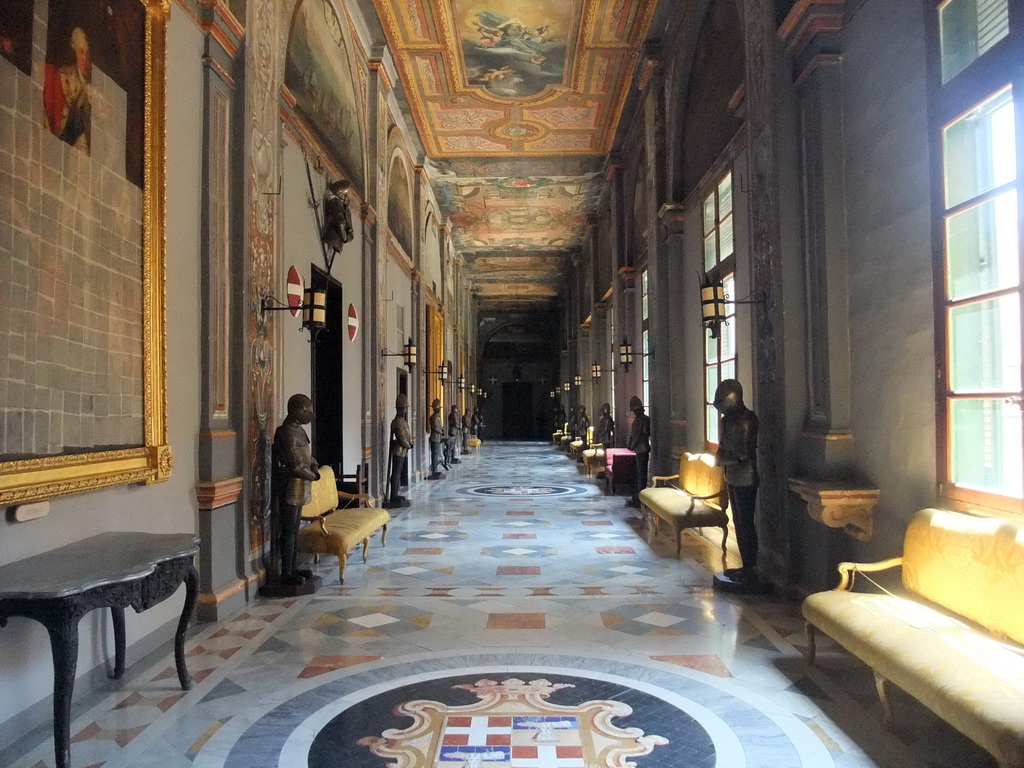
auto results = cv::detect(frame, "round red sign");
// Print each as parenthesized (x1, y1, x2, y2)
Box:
(286, 266, 304, 317)
(347, 303, 359, 341)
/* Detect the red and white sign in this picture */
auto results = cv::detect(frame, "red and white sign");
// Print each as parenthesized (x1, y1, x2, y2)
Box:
(286, 266, 304, 317)
(347, 303, 359, 341)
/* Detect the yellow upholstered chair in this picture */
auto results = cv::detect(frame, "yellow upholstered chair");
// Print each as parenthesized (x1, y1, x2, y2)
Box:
(297, 465, 389, 584)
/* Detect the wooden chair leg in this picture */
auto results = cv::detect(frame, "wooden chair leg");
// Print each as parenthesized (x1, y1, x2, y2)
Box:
(675, 524, 684, 557)
(381, 523, 388, 547)
(874, 672, 893, 725)
(362, 537, 370, 563)
(719, 524, 729, 571)
(338, 551, 348, 585)
(805, 622, 816, 664)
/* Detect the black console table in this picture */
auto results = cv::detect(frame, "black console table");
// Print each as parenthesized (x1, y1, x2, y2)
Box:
(0, 532, 199, 768)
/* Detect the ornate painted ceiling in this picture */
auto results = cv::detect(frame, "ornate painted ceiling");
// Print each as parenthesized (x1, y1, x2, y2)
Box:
(372, 0, 660, 308)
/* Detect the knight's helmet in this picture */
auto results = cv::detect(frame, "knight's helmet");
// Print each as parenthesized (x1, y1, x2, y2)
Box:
(396, 393, 409, 410)
(629, 395, 643, 412)
(431, 398, 441, 410)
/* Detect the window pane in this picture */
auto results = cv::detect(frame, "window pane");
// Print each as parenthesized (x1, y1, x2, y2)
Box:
(950, 398, 1023, 497)
(946, 190, 1020, 300)
(719, 173, 733, 218)
(707, 405, 719, 444)
(721, 317, 735, 359)
(705, 329, 717, 364)
(939, 0, 1010, 83)
(704, 232, 718, 271)
(723, 274, 735, 316)
(706, 364, 718, 404)
(721, 359, 736, 381)
(943, 87, 1016, 209)
(720, 214, 735, 259)
(948, 294, 1021, 392)
(703, 195, 715, 234)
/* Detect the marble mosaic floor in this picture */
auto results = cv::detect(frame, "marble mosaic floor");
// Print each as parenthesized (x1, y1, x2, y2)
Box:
(2, 442, 997, 768)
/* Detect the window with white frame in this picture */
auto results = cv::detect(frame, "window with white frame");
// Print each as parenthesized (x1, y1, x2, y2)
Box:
(702, 172, 735, 446)
(933, 0, 1022, 509)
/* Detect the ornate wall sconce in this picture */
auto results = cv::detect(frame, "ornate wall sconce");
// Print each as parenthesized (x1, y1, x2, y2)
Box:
(382, 337, 417, 369)
(562, 382, 571, 392)
(618, 338, 652, 372)
(457, 375, 466, 391)
(574, 374, 583, 387)
(591, 362, 602, 380)
(427, 361, 449, 382)
(700, 277, 765, 339)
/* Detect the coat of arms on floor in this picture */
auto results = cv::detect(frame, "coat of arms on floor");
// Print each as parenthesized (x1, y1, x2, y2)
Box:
(357, 677, 668, 767)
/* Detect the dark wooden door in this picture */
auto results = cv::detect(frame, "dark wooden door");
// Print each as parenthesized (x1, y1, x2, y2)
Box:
(502, 382, 534, 440)
(311, 266, 344, 473)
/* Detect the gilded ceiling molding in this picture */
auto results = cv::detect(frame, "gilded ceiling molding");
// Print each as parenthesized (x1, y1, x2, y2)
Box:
(369, 60, 395, 92)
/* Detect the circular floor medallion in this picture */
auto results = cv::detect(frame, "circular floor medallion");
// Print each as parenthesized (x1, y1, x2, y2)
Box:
(463, 485, 586, 497)
(309, 672, 707, 767)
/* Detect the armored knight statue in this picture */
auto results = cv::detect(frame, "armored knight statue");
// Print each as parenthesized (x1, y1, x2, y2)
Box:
(576, 405, 590, 447)
(446, 404, 462, 465)
(714, 379, 761, 583)
(566, 405, 579, 443)
(626, 395, 651, 506)
(472, 402, 483, 438)
(386, 394, 413, 507)
(554, 401, 566, 431)
(271, 394, 320, 587)
(428, 398, 445, 480)
(321, 179, 354, 254)
(462, 407, 472, 451)
(596, 402, 614, 447)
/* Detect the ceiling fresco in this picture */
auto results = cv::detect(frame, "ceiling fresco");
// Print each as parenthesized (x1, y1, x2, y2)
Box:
(372, 0, 661, 307)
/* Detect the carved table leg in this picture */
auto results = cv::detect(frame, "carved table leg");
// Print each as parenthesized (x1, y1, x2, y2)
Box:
(175, 564, 198, 690)
(44, 605, 82, 768)
(110, 606, 126, 679)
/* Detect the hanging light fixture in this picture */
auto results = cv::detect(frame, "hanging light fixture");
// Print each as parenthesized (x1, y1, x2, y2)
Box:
(382, 337, 417, 369)
(427, 361, 449, 382)
(618, 338, 634, 372)
(563, 381, 570, 392)
(591, 362, 602, 380)
(700, 278, 729, 339)
(457, 375, 466, 391)
(574, 374, 583, 387)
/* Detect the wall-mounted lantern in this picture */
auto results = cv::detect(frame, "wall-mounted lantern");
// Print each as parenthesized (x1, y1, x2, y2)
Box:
(382, 337, 417, 369)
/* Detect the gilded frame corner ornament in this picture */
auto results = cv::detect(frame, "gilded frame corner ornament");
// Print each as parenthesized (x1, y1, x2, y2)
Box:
(0, 0, 171, 506)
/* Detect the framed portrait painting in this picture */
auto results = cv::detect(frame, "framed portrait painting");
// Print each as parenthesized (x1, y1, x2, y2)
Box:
(0, 0, 170, 504)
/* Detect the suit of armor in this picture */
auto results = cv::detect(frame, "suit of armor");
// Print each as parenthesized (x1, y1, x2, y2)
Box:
(272, 394, 320, 585)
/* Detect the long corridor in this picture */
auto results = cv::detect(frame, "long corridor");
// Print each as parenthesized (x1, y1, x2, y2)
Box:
(2, 443, 994, 768)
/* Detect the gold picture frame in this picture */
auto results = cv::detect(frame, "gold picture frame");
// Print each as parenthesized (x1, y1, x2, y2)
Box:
(0, 0, 171, 505)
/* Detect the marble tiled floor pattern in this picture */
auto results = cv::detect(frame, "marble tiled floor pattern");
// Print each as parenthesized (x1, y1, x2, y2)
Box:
(2, 442, 997, 768)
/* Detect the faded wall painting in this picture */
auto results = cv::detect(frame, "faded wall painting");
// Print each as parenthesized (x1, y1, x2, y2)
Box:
(43, 0, 146, 187)
(388, 155, 414, 257)
(459, 1, 569, 98)
(0, 0, 33, 75)
(0, 0, 170, 502)
(285, 0, 365, 193)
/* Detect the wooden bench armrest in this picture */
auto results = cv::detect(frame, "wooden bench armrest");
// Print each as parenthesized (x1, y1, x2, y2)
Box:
(651, 473, 680, 486)
(337, 491, 372, 507)
(300, 514, 330, 536)
(835, 557, 903, 591)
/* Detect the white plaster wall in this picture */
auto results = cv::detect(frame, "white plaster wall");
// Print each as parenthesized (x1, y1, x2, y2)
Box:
(278, 138, 365, 470)
(277, 138, 314, 420)
(0, 9, 204, 732)
(843, 0, 936, 555)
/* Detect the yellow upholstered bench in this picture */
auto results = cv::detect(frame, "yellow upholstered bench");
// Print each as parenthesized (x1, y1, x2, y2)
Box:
(804, 508, 1024, 768)
(467, 436, 481, 451)
(582, 443, 606, 477)
(638, 452, 729, 559)
(297, 465, 389, 584)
